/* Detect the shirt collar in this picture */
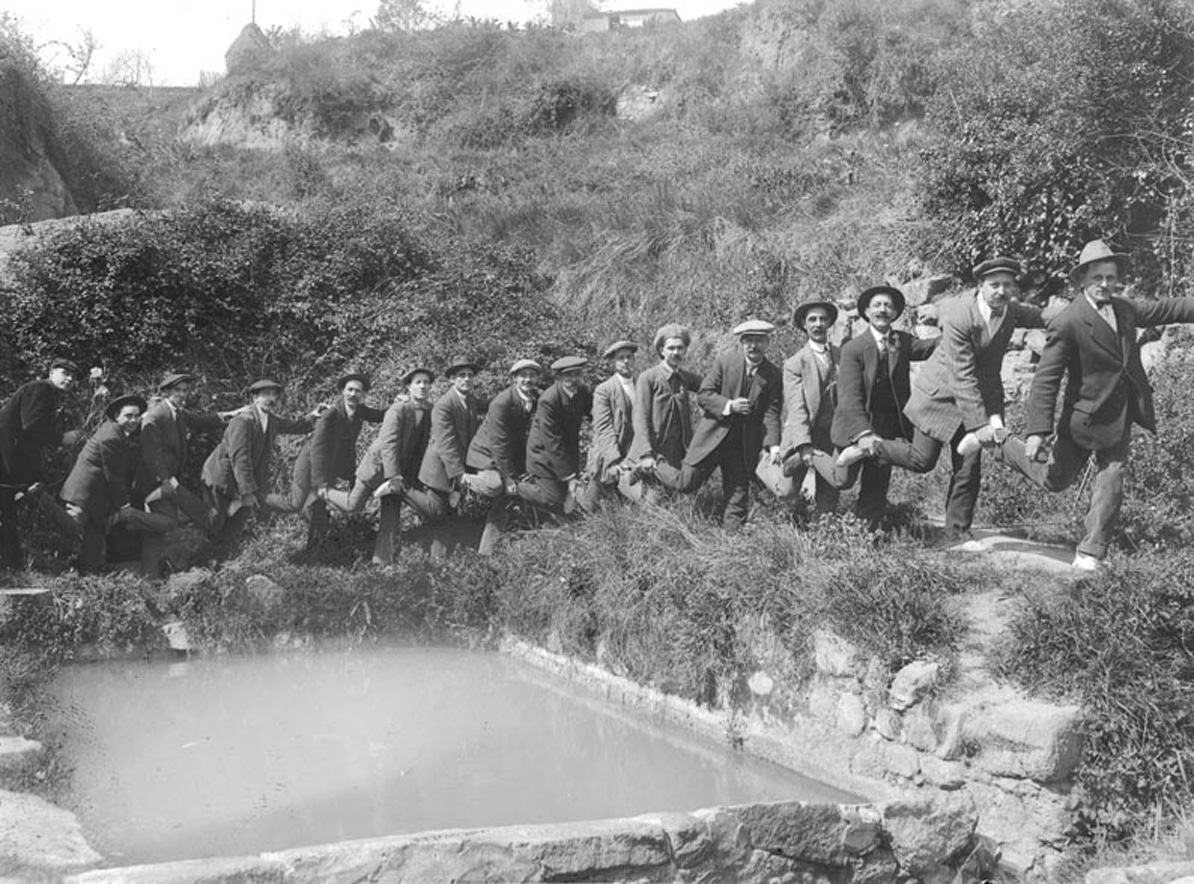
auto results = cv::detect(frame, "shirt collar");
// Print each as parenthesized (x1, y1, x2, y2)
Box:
(1085, 291, 1114, 310)
(976, 293, 993, 324)
(808, 341, 828, 355)
(869, 326, 893, 345)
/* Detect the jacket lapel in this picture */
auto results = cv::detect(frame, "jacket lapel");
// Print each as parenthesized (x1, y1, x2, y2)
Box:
(1078, 296, 1123, 362)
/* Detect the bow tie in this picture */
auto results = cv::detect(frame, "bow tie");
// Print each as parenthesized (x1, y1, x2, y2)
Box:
(988, 305, 1005, 319)
(1095, 298, 1114, 309)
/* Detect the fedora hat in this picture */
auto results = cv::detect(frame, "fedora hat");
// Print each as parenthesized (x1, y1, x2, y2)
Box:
(602, 340, 639, 359)
(444, 356, 480, 377)
(104, 394, 148, 420)
(401, 366, 436, 385)
(857, 285, 905, 320)
(158, 372, 197, 391)
(1069, 240, 1129, 286)
(336, 373, 371, 392)
(972, 257, 1023, 280)
(792, 300, 839, 329)
(652, 323, 691, 354)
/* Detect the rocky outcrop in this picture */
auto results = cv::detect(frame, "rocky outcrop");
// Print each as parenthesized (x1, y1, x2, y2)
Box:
(0, 66, 78, 223)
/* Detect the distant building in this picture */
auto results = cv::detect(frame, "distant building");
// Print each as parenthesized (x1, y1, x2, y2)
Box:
(580, 8, 682, 32)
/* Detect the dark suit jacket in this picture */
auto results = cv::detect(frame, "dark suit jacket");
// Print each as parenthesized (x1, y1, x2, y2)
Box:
(60, 421, 136, 520)
(527, 382, 593, 481)
(1027, 295, 1194, 450)
(0, 379, 65, 483)
(684, 353, 782, 466)
(419, 388, 486, 493)
(466, 386, 536, 482)
(587, 375, 636, 483)
(831, 329, 938, 447)
(627, 363, 701, 465)
(357, 399, 432, 489)
(780, 343, 839, 453)
(202, 407, 313, 499)
(138, 399, 224, 489)
(906, 297, 1045, 443)
(293, 400, 386, 490)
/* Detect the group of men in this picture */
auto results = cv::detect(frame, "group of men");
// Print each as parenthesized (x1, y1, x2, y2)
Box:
(0, 239, 1189, 575)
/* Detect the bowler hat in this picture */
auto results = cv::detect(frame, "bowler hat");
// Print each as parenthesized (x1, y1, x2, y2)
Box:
(602, 340, 639, 359)
(444, 356, 480, 377)
(551, 356, 587, 373)
(401, 366, 436, 385)
(652, 324, 691, 355)
(49, 358, 81, 377)
(248, 379, 284, 395)
(857, 285, 906, 320)
(509, 359, 543, 375)
(972, 257, 1023, 280)
(337, 373, 371, 392)
(158, 372, 197, 391)
(104, 394, 148, 420)
(792, 300, 839, 329)
(1069, 240, 1129, 286)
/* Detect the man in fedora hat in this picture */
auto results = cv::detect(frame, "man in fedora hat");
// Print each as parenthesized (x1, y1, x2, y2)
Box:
(201, 379, 319, 561)
(767, 299, 851, 513)
(520, 356, 594, 516)
(585, 340, 641, 505)
(291, 372, 387, 553)
(832, 285, 937, 528)
(628, 324, 701, 495)
(418, 356, 487, 556)
(852, 259, 1046, 549)
(984, 239, 1194, 571)
(60, 394, 168, 573)
(137, 372, 243, 575)
(0, 358, 82, 570)
(664, 320, 783, 531)
(325, 366, 440, 565)
(466, 358, 541, 554)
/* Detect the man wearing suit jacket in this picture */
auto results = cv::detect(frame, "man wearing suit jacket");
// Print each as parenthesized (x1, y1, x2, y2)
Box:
(0, 358, 81, 571)
(628, 324, 701, 494)
(60, 395, 160, 573)
(326, 367, 439, 565)
(520, 356, 593, 516)
(854, 259, 1046, 547)
(988, 240, 1194, 571)
(832, 285, 938, 527)
(138, 372, 239, 575)
(202, 379, 317, 561)
(466, 359, 540, 554)
(663, 320, 783, 531)
(763, 300, 850, 512)
(291, 373, 386, 552)
(584, 340, 640, 505)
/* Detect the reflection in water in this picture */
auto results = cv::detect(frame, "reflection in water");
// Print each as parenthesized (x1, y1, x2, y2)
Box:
(47, 646, 856, 864)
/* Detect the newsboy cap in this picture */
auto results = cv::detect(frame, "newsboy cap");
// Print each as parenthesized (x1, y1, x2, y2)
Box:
(972, 257, 1023, 280)
(158, 372, 197, 391)
(248, 379, 284, 394)
(509, 359, 543, 375)
(49, 358, 81, 377)
(792, 300, 839, 329)
(104, 394, 148, 420)
(602, 340, 639, 359)
(551, 356, 587, 373)
(732, 319, 776, 337)
(857, 285, 906, 320)
(1070, 240, 1130, 286)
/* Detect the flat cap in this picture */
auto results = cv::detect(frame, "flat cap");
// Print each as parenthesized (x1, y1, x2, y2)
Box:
(401, 366, 436, 384)
(551, 356, 587, 373)
(972, 257, 1023, 280)
(248, 379, 284, 394)
(336, 373, 371, 392)
(509, 359, 543, 375)
(158, 372, 197, 391)
(602, 340, 639, 359)
(652, 324, 691, 354)
(857, 285, 906, 320)
(104, 394, 148, 420)
(732, 319, 776, 336)
(49, 358, 82, 376)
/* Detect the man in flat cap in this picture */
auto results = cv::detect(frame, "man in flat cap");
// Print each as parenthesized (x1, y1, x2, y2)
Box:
(832, 286, 938, 528)
(326, 367, 440, 565)
(769, 300, 851, 513)
(986, 240, 1194, 571)
(0, 358, 81, 570)
(850, 259, 1045, 548)
(520, 356, 594, 516)
(201, 379, 319, 561)
(466, 359, 541, 554)
(138, 372, 243, 575)
(291, 373, 387, 553)
(60, 395, 167, 573)
(628, 324, 701, 495)
(585, 340, 641, 505)
(664, 320, 783, 531)
(417, 356, 488, 557)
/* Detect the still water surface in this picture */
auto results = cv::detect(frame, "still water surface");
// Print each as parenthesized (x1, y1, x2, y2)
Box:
(48, 646, 856, 865)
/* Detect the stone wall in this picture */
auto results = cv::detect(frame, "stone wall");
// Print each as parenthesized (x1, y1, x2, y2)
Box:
(69, 796, 983, 884)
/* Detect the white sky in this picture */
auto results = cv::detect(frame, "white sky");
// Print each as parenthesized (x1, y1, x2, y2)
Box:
(6, 0, 747, 87)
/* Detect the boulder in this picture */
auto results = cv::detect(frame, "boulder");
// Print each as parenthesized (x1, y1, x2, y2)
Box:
(872, 706, 901, 741)
(881, 794, 977, 879)
(836, 692, 867, 737)
(889, 659, 940, 711)
(965, 701, 1084, 781)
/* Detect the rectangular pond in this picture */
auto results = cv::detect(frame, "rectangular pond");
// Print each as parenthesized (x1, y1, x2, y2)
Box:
(46, 645, 857, 865)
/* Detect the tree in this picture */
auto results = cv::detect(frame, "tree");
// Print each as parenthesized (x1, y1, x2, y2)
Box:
(372, 0, 439, 31)
(100, 49, 154, 88)
(548, 0, 601, 29)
